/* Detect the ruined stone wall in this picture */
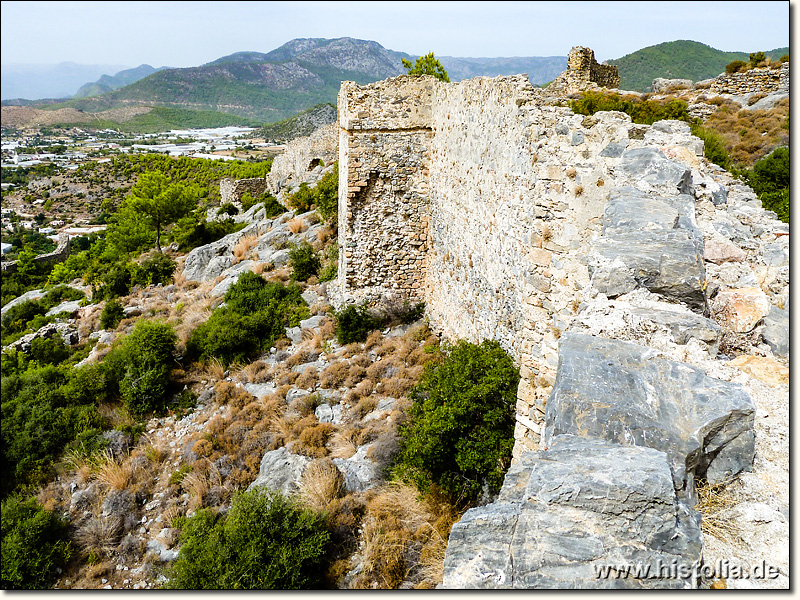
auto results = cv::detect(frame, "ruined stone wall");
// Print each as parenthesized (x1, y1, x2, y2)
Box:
(335, 76, 435, 305)
(219, 178, 271, 206)
(547, 46, 620, 94)
(1, 233, 70, 273)
(702, 62, 789, 95)
(267, 123, 338, 194)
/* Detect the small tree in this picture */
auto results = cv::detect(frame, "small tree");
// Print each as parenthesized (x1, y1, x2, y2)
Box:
(127, 172, 199, 252)
(401, 52, 450, 83)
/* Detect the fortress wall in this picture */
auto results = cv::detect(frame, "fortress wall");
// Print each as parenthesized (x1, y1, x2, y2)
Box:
(219, 177, 271, 205)
(703, 62, 788, 96)
(266, 122, 339, 194)
(337, 73, 712, 452)
(335, 77, 436, 305)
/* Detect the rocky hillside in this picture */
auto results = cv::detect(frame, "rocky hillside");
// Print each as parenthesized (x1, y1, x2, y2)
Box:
(260, 104, 337, 142)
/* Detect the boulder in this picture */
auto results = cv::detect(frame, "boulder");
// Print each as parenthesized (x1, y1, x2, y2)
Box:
(590, 187, 707, 313)
(247, 447, 310, 496)
(711, 287, 770, 333)
(315, 402, 343, 425)
(441, 435, 702, 589)
(761, 304, 789, 358)
(182, 222, 260, 281)
(45, 299, 83, 317)
(704, 236, 747, 264)
(543, 333, 755, 500)
(6, 322, 79, 353)
(652, 78, 693, 92)
(616, 147, 692, 195)
(0, 288, 45, 317)
(332, 444, 381, 492)
(629, 306, 721, 348)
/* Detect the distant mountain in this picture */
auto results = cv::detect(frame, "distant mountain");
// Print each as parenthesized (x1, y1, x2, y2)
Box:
(608, 40, 790, 92)
(0, 62, 129, 101)
(74, 64, 170, 98)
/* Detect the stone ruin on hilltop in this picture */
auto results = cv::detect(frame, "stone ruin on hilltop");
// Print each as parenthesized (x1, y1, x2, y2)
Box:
(327, 46, 788, 588)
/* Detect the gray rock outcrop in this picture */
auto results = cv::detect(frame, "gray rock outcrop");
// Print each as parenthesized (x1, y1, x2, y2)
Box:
(543, 333, 755, 499)
(247, 447, 310, 496)
(441, 435, 702, 589)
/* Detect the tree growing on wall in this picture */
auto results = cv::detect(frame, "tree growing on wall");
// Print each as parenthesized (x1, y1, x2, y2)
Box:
(401, 52, 450, 83)
(127, 171, 199, 252)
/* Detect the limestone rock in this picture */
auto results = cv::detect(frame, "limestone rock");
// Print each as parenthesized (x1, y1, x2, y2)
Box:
(332, 444, 381, 492)
(543, 333, 755, 499)
(711, 287, 770, 333)
(652, 78, 693, 92)
(45, 299, 83, 317)
(761, 304, 789, 357)
(728, 355, 789, 387)
(705, 237, 747, 264)
(629, 306, 721, 347)
(441, 435, 702, 589)
(616, 147, 692, 195)
(0, 288, 45, 316)
(6, 321, 79, 353)
(247, 447, 310, 496)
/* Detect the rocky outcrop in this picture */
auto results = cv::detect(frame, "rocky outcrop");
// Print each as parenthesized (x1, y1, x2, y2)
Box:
(543, 333, 755, 499)
(5, 321, 79, 353)
(441, 436, 702, 589)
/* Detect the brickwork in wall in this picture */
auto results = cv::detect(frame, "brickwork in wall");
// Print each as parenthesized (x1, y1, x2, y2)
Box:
(266, 123, 338, 195)
(219, 177, 271, 206)
(702, 62, 789, 96)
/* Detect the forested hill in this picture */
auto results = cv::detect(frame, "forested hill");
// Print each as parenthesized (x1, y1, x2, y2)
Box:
(608, 40, 789, 92)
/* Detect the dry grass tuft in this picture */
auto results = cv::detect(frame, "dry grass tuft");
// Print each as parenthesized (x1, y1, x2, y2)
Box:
(695, 479, 742, 544)
(328, 427, 360, 459)
(75, 516, 123, 560)
(287, 217, 307, 234)
(232, 233, 259, 263)
(298, 458, 344, 512)
(203, 357, 227, 380)
(94, 449, 133, 491)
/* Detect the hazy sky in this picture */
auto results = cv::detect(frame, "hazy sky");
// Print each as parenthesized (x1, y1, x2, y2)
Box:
(0, 0, 791, 67)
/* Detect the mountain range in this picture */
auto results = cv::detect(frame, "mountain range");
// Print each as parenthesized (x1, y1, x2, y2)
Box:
(1, 38, 789, 131)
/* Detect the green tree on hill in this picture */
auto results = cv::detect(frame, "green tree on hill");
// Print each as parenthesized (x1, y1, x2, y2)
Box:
(402, 52, 450, 83)
(127, 171, 199, 252)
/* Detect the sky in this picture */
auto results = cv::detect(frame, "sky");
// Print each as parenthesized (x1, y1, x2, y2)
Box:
(0, 0, 792, 68)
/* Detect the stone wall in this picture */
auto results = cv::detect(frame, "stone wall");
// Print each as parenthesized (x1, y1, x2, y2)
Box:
(701, 63, 789, 96)
(266, 122, 338, 195)
(219, 177, 271, 206)
(547, 46, 620, 95)
(1, 233, 70, 273)
(335, 76, 435, 305)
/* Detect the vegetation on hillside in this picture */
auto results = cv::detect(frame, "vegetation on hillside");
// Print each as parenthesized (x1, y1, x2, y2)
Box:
(260, 104, 336, 142)
(608, 40, 789, 92)
(402, 53, 450, 83)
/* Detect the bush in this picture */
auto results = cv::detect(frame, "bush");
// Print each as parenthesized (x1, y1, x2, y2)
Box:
(1, 495, 72, 589)
(395, 339, 519, 505)
(186, 273, 308, 365)
(749, 51, 767, 67)
(133, 252, 176, 287)
(289, 242, 320, 282)
(725, 60, 747, 74)
(741, 146, 789, 223)
(100, 298, 125, 330)
(286, 165, 338, 224)
(262, 194, 287, 219)
(333, 303, 382, 345)
(690, 123, 730, 170)
(166, 488, 330, 589)
(104, 320, 177, 416)
(218, 202, 239, 216)
(570, 91, 691, 125)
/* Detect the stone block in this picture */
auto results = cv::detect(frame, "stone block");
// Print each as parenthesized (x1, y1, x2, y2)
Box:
(543, 333, 755, 500)
(441, 436, 702, 589)
(711, 287, 771, 333)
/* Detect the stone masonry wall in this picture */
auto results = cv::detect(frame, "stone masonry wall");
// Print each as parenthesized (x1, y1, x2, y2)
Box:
(702, 62, 789, 96)
(335, 77, 435, 305)
(1, 233, 70, 273)
(219, 177, 271, 206)
(267, 123, 338, 195)
(547, 46, 620, 95)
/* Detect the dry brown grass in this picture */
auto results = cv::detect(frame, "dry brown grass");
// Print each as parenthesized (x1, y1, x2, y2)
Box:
(328, 427, 360, 459)
(702, 98, 789, 165)
(298, 458, 344, 512)
(94, 449, 133, 491)
(287, 217, 307, 234)
(232, 233, 259, 263)
(695, 479, 743, 544)
(203, 357, 226, 380)
(75, 516, 123, 560)
(321, 360, 349, 388)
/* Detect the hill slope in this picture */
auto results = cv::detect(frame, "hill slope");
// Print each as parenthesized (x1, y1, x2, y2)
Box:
(73, 64, 170, 98)
(609, 40, 789, 92)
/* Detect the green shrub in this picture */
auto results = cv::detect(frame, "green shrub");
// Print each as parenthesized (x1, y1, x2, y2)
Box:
(1, 495, 71, 589)
(262, 194, 287, 219)
(171, 210, 246, 251)
(104, 320, 177, 416)
(218, 202, 239, 216)
(402, 52, 450, 83)
(690, 123, 730, 170)
(740, 147, 789, 223)
(570, 91, 692, 125)
(313, 165, 338, 225)
(100, 298, 125, 330)
(318, 244, 338, 283)
(333, 303, 382, 345)
(29, 336, 70, 366)
(395, 339, 519, 505)
(166, 488, 329, 589)
(133, 253, 176, 287)
(749, 51, 767, 67)
(186, 273, 307, 365)
(40, 285, 84, 311)
(287, 182, 315, 213)
(725, 60, 747, 74)
(289, 242, 320, 282)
